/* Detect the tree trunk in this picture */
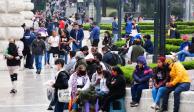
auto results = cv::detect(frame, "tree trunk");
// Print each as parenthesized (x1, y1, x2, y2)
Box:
(102, 0, 107, 17)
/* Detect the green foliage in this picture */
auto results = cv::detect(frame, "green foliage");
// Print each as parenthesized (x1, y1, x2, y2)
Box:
(166, 39, 183, 46)
(114, 40, 126, 47)
(182, 61, 194, 70)
(165, 44, 179, 54)
(120, 61, 194, 85)
(120, 65, 134, 84)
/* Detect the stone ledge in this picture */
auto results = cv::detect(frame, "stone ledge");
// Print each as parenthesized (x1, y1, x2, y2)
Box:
(125, 88, 194, 112)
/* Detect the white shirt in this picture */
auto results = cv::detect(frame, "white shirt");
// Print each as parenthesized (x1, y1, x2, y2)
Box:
(100, 78, 109, 93)
(49, 36, 60, 47)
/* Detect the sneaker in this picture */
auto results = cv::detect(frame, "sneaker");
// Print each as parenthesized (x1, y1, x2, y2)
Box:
(130, 102, 139, 107)
(151, 103, 156, 109)
(170, 52, 176, 56)
(130, 101, 137, 105)
(47, 106, 53, 110)
(10, 89, 17, 94)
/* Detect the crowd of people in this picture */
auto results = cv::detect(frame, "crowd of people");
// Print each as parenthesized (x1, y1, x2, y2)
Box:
(3, 7, 194, 112)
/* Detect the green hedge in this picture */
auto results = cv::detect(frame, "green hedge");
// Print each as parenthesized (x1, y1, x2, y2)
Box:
(114, 40, 179, 54)
(121, 61, 194, 84)
(83, 23, 194, 34)
(166, 39, 183, 46)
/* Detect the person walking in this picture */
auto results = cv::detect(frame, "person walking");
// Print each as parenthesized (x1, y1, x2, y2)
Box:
(90, 22, 100, 47)
(112, 17, 119, 43)
(31, 33, 46, 74)
(22, 28, 36, 69)
(70, 23, 84, 51)
(4, 39, 22, 94)
(48, 30, 60, 66)
(52, 59, 70, 112)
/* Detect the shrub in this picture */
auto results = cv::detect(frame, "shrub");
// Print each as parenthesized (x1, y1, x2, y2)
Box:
(120, 61, 194, 85)
(165, 44, 179, 54)
(166, 39, 183, 46)
(114, 40, 126, 47)
(120, 65, 134, 84)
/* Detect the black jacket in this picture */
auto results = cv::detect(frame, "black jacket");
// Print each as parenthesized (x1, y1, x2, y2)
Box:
(107, 75, 126, 98)
(53, 70, 70, 90)
(31, 39, 46, 55)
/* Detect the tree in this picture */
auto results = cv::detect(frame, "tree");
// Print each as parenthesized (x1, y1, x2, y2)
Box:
(102, 0, 107, 17)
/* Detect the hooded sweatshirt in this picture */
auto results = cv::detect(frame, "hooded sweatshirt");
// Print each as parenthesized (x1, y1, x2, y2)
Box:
(133, 56, 153, 86)
(169, 62, 191, 86)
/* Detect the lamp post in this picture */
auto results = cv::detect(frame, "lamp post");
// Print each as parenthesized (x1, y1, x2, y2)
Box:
(118, 0, 124, 40)
(153, 0, 167, 62)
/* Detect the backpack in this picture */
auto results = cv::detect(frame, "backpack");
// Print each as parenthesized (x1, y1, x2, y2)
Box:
(109, 53, 119, 66)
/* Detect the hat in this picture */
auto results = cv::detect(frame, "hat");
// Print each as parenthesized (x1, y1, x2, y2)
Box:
(182, 35, 190, 41)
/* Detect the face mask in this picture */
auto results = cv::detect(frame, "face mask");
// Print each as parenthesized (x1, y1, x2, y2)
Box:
(85, 52, 89, 56)
(78, 70, 86, 76)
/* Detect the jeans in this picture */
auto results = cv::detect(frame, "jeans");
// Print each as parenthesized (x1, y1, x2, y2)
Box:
(92, 39, 99, 47)
(177, 50, 194, 61)
(131, 84, 149, 103)
(113, 34, 118, 43)
(45, 51, 50, 65)
(162, 83, 190, 112)
(34, 55, 43, 71)
(152, 87, 167, 105)
(72, 42, 82, 51)
(60, 51, 68, 64)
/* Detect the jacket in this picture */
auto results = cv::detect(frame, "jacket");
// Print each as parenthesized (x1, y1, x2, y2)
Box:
(143, 39, 153, 54)
(169, 62, 191, 86)
(53, 70, 69, 90)
(102, 51, 113, 65)
(90, 26, 100, 40)
(31, 39, 46, 55)
(153, 65, 170, 86)
(107, 74, 126, 98)
(127, 45, 145, 62)
(70, 29, 84, 45)
(180, 41, 191, 51)
(112, 21, 118, 34)
(125, 21, 132, 34)
(133, 56, 153, 85)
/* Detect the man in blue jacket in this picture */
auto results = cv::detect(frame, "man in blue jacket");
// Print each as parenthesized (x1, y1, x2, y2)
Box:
(90, 22, 100, 47)
(125, 17, 133, 35)
(112, 17, 119, 43)
(22, 28, 36, 69)
(70, 23, 84, 51)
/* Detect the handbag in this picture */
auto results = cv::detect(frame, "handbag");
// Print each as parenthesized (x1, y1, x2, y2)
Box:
(58, 89, 70, 103)
(47, 87, 55, 101)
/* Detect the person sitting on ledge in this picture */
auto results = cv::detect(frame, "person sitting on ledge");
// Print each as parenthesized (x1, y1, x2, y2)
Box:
(130, 56, 153, 107)
(161, 57, 191, 112)
(171, 35, 191, 61)
(151, 56, 170, 110)
(171, 36, 194, 62)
